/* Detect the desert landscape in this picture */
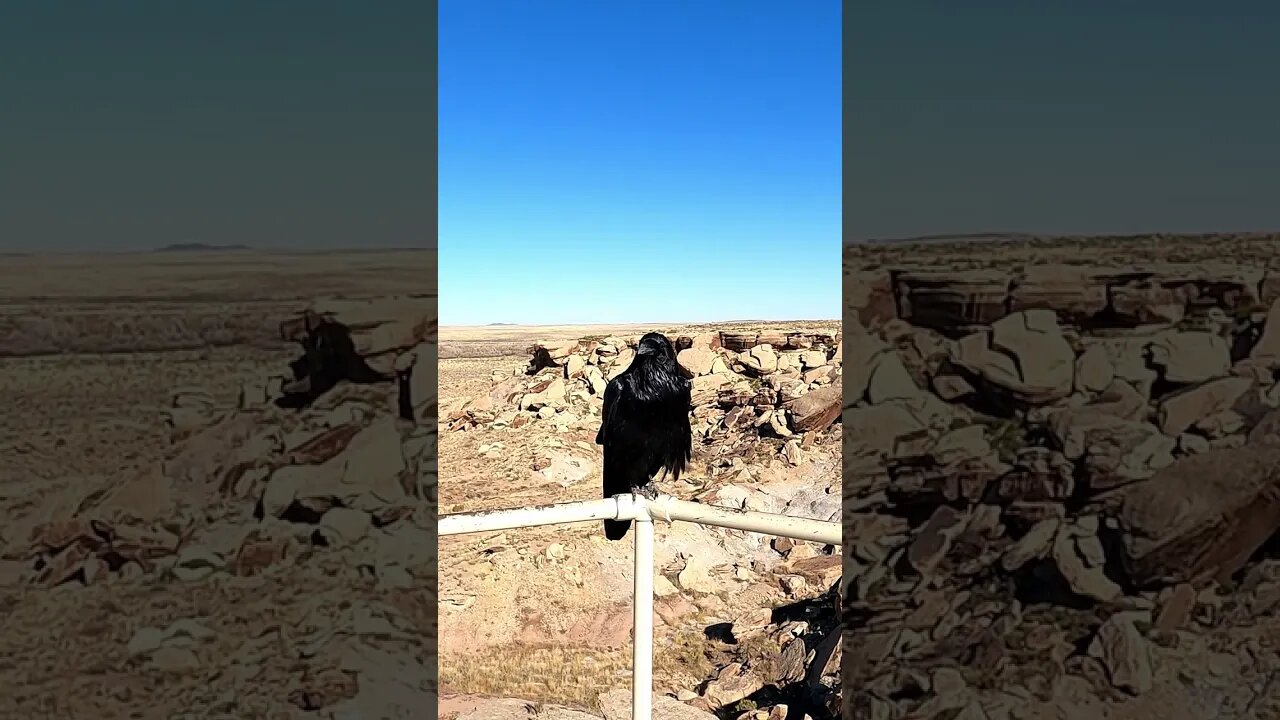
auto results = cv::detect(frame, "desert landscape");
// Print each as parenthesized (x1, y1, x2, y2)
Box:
(0, 249, 438, 718)
(438, 320, 843, 719)
(842, 234, 1280, 720)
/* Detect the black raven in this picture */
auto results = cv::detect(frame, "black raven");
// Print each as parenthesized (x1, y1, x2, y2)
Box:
(595, 332, 692, 540)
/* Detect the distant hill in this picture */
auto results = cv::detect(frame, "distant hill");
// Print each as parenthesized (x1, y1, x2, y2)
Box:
(154, 243, 252, 252)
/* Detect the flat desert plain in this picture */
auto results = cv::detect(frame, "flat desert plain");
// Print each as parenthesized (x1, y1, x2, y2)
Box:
(0, 249, 438, 718)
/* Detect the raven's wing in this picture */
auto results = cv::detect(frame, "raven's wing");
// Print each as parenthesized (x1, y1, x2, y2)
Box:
(678, 376, 692, 463)
(599, 376, 648, 539)
(595, 379, 619, 445)
(658, 376, 693, 481)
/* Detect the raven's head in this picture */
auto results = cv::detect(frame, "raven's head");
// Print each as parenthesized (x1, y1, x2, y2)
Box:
(636, 332, 675, 361)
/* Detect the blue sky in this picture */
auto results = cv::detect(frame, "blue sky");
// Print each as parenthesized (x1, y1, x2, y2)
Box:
(439, 1, 841, 325)
(2, 2, 433, 252)
(849, 1, 1280, 240)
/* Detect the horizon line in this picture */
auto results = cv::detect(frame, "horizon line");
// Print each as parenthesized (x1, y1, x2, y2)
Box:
(440, 317, 841, 328)
(848, 229, 1280, 244)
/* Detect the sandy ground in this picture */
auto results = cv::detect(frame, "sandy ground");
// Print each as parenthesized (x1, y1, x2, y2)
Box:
(0, 249, 437, 718)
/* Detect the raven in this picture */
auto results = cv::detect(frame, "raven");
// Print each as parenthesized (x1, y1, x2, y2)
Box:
(595, 332, 692, 540)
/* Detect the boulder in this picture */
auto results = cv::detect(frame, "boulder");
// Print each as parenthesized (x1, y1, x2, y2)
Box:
(1147, 331, 1231, 384)
(953, 310, 1075, 405)
(1250, 297, 1280, 366)
(896, 270, 1010, 329)
(1156, 377, 1253, 435)
(677, 347, 717, 376)
(1118, 446, 1280, 587)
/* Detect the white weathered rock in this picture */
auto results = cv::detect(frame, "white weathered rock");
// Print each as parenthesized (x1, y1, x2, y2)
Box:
(1053, 525, 1121, 602)
(1090, 614, 1153, 695)
(1157, 376, 1252, 435)
(677, 347, 717, 376)
(1001, 518, 1060, 572)
(1074, 344, 1116, 394)
(953, 310, 1075, 404)
(1148, 331, 1231, 384)
(1250, 297, 1280, 366)
(741, 344, 779, 374)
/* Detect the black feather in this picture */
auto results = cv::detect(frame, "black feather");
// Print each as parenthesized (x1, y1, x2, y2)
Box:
(596, 332, 692, 540)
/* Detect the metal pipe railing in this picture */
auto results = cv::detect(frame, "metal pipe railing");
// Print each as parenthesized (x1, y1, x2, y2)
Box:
(439, 494, 841, 720)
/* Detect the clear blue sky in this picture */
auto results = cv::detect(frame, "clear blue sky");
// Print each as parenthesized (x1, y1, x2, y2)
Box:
(439, 1, 841, 325)
(2, 2, 433, 252)
(849, 1, 1280, 240)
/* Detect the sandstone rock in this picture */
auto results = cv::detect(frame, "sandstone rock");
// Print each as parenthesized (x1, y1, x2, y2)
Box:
(1156, 377, 1253, 435)
(1247, 409, 1280, 446)
(800, 350, 828, 369)
(1110, 278, 1188, 325)
(897, 270, 1010, 329)
(1010, 265, 1110, 323)
(1148, 331, 1231, 384)
(678, 554, 717, 594)
(598, 690, 718, 720)
(583, 365, 607, 395)
(847, 271, 897, 326)
(1047, 408, 1175, 490)
(1118, 446, 1280, 587)
(536, 452, 594, 487)
(800, 365, 831, 385)
(1089, 378, 1149, 421)
(1250, 297, 1280, 366)
(290, 296, 435, 357)
(316, 507, 372, 548)
(787, 383, 841, 434)
(932, 373, 976, 401)
(740, 344, 779, 374)
(565, 353, 586, 378)
(866, 351, 923, 404)
(702, 662, 764, 708)
(1074, 344, 1116, 394)
(908, 506, 967, 580)
(1089, 615, 1153, 695)
(1052, 525, 1121, 603)
(678, 347, 717, 376)
(1154, 583, 1196, 632)
(844, 403, 925, 460)
(953, 310, 1075, 404)
(609, 349, 635, 380)
(785, 554, 841, 588)
(1001, 518, 1060, 572)
(521, 378, 567, 411)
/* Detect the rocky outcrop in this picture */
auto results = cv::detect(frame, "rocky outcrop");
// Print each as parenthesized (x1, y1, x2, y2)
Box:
(841, 254, 1280, 720)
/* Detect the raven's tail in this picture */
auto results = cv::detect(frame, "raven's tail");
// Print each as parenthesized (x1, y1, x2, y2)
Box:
(603, 451, 635, 541)
(604, 518, 631, 541)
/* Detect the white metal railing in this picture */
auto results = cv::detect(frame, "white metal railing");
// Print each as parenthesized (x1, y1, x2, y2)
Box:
(439, 494, 842, 720)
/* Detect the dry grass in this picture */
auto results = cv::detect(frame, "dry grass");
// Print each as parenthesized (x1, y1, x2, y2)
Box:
(438, 629, 714, 712)
(439, 645, 629, 711)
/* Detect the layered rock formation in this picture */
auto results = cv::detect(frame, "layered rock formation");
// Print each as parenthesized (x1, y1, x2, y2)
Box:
(843, 260, 1280, 720)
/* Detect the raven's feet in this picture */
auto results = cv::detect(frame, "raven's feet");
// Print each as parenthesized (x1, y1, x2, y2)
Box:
(635, 483, 659, 500)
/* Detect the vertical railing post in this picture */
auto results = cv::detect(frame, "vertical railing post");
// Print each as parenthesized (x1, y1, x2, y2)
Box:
(632, 504, 654, 720)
